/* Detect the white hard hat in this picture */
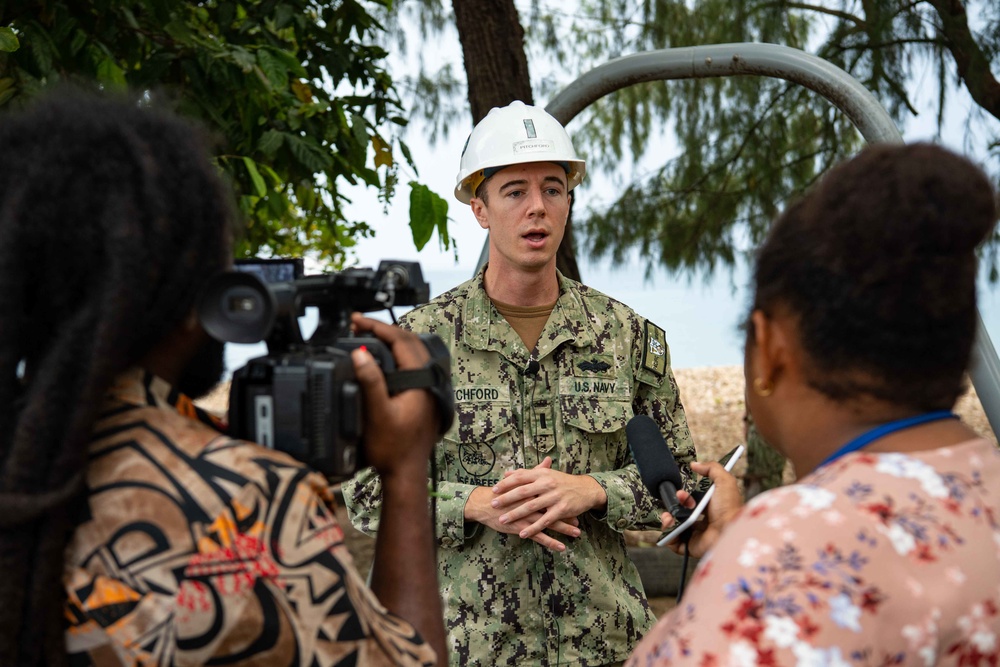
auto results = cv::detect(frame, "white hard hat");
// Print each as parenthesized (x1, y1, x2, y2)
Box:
(454, 100, 586, 204)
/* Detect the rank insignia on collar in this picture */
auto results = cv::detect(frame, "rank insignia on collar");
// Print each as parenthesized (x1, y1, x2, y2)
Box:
(642, 321, 667, 377)
(578, 359, 611, 373)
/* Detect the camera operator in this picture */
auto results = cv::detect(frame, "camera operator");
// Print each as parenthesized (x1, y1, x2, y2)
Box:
(0, 89, 445, 666)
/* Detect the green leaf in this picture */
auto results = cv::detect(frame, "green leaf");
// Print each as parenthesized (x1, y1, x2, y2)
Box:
(0, 88, 16, 107)
(69, 28, 87, 56)
(257, 130, 285, 157)
(27, 27, 55, 73)
(274, 4, 295, 29)
(97, 58, 127, 89)
(0, 27, 20, 53)
(269, 48, 308, 79)
(242, 157, 268, 197)
(356, 165, 380, 188)
(286, 134, 333, 173)
(163, 19, 195, 45)
(257, 48, 287, 89)
(398, 139, 416, 173)
(294, 181, 317, 211)
(350, 112, 369, 153)
(228, 46, 257, 73)
(408, 181, 448, 251)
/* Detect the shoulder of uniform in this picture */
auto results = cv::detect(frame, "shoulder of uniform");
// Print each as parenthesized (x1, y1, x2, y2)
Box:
(399, 278, 474, 326)
(572, 281, 644, 323)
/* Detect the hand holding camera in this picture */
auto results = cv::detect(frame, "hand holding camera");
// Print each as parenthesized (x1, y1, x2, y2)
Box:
(197, 259, 454, 481)
(348, 314, 440, 479)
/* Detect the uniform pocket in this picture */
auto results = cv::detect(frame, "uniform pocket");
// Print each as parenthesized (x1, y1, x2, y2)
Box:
(561, 397, 632, 434)
(558, 398, 633, 471)
(442, 400, 515, 485)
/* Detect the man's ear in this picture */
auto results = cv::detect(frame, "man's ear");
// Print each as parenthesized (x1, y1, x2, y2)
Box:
(470, 197, 490, 230)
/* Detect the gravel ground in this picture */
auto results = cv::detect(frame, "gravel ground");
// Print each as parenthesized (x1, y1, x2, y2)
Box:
(672, 365, 996, 463)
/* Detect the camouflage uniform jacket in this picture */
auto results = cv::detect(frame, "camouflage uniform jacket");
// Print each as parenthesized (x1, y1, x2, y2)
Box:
(342, 269, 697, 666)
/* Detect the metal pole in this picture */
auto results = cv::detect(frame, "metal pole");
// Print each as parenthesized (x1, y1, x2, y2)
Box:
(544, 43, 903, 143)
(473, 43, 1000, 436)
(972, 313, 1000, 437)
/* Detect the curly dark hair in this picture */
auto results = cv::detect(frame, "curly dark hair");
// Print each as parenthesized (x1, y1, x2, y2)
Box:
(0, 88, 235, 665)
(751, 142, 998, 412)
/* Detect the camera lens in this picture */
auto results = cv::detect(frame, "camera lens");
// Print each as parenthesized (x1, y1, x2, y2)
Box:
(222, 287, 264, 322)
(227, 293, 259, 314)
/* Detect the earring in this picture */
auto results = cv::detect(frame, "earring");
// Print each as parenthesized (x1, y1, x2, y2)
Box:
(753, 377, 773, 397)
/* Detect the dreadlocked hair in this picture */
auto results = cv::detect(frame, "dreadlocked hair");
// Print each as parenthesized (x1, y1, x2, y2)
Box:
(0, 87, 235, 666)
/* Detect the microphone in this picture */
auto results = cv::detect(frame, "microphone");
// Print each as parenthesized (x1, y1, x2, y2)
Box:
(523, 358, 540, 377)
(626, 414, 692, 523)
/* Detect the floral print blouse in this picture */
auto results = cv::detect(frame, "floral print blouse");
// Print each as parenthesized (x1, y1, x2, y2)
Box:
(628, 438, 1000, 666)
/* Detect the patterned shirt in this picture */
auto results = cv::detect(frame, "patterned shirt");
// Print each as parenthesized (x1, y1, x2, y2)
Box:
(628, 437, 1000, 666)
(343, 269, 698, 666)
(64, 368, 436, 666)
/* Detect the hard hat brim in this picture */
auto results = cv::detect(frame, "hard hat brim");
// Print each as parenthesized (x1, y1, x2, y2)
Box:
(455, 159, 586, 204)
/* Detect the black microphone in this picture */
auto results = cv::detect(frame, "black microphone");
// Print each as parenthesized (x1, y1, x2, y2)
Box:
(626, 414, 692, 523)
(523, 358, 540, 377)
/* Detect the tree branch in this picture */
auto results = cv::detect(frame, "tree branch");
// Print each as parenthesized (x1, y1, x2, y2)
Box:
(756, 1, 866, 28)
(842, 37, 943, 50)
(924, 0, 1000, 122)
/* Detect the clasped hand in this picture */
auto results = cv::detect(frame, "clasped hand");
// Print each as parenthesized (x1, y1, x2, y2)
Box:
(473, 457, 607, 552)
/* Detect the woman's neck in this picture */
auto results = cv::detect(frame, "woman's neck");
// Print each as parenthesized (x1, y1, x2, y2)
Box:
(779, 397, 975, 478)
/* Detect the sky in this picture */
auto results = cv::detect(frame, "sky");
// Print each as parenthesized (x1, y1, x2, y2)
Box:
(225, 9, 1000, 374)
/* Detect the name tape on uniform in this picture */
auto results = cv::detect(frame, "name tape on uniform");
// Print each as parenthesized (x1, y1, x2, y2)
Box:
(454, 386, 505, 402)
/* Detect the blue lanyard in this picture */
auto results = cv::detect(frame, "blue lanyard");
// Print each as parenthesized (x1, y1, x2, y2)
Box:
(816, 410, 958, 469)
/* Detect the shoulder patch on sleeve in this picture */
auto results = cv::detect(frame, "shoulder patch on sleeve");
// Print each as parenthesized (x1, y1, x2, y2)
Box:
(642, 321, 668, 377)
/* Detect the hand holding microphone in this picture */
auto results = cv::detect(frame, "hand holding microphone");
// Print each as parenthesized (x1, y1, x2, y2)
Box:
(626, 415, 694, 525)
(627, 415, 744, 556)
(672, 459, 745, 558)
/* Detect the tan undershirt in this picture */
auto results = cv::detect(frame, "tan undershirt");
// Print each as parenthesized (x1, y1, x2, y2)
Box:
(491, 297, 557, 352)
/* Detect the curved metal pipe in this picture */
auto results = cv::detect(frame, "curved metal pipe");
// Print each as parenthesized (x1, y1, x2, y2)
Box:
(544, 43, 903, 144)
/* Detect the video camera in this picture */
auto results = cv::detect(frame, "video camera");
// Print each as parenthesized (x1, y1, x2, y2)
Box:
(197, 259, 454, 482)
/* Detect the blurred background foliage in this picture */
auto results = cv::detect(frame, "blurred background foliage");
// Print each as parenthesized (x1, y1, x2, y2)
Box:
(0, 0, 450, 267)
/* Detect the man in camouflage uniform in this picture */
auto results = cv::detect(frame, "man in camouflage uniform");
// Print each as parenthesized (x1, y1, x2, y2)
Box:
(343, 101, 697, 666)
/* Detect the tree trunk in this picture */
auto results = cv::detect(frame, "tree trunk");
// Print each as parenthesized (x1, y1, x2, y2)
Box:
(926, 0, 1000, 122)
(452, 0, 582, 281)
(452, 0, 532, 124)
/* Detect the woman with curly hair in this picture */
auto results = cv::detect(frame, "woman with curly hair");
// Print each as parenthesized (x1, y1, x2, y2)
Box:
(630, 143, 1000, 665)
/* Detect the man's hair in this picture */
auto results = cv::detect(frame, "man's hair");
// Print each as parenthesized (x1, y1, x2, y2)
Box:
(0, 88, 235, 665)
(751, 142, 998, 410)
(474, 176, 491, 204)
